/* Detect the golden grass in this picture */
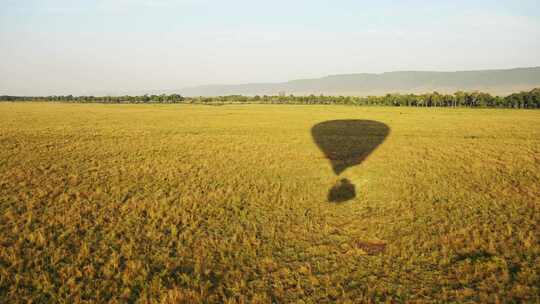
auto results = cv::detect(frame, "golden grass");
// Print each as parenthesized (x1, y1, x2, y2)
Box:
(0, 103, 539, 303)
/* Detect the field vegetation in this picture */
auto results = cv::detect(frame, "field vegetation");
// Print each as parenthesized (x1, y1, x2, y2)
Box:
(0, 103, 539, 302)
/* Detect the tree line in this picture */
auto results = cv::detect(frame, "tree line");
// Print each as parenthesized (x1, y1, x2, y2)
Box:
(1, 88, 539, 108)
(0, 94, 186, 104)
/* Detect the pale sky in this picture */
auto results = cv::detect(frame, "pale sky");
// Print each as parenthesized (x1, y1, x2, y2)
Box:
(1, 0, 540, 96)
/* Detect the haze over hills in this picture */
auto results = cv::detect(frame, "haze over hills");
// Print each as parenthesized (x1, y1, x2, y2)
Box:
(181, 67, 540, 97)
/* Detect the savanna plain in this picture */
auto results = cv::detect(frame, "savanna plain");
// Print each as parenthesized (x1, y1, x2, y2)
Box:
(0, 103, 539, 303)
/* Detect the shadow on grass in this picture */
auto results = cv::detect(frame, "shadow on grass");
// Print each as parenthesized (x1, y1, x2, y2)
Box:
(311, 120, 390, 202)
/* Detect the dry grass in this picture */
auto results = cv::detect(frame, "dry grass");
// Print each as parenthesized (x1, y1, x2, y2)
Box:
(0, 103, 539, 303)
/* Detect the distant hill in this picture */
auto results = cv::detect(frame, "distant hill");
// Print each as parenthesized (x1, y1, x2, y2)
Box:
(181, 67, 540, 97)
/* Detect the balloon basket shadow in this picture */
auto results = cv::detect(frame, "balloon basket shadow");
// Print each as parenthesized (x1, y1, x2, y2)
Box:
(327, 178, 356, 203)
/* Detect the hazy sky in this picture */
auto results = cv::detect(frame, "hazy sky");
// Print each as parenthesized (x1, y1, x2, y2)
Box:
(1, 0, 540, 95)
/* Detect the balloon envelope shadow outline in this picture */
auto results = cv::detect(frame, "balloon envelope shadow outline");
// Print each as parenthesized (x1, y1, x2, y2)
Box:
(311, 120, 390, 202)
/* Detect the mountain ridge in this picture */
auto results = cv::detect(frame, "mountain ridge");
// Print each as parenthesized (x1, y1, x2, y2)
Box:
(181, 67, 540, 97)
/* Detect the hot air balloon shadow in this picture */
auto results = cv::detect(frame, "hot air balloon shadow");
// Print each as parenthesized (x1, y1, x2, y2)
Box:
(311, 120, 390, 202)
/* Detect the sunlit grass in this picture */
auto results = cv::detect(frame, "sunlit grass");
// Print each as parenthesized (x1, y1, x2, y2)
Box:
(0, 103, 539, 302)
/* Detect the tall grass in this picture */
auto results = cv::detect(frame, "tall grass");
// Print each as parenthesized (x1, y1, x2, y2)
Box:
(0, 103, 538, 302)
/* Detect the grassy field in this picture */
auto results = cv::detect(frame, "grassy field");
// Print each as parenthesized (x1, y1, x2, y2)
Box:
(0, 103, 539, 303)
